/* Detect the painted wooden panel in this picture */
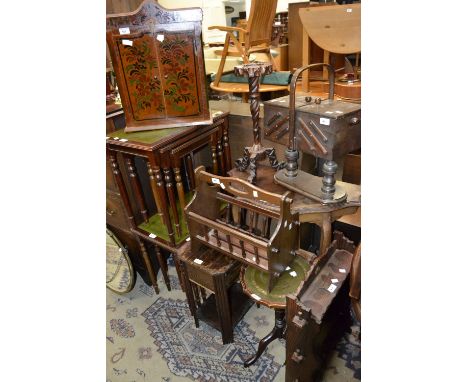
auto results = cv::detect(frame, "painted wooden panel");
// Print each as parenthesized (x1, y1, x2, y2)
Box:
(106, 0, 211, 132)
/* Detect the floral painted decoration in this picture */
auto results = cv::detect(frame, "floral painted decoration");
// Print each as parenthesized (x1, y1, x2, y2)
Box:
(119, 34, 164, 120)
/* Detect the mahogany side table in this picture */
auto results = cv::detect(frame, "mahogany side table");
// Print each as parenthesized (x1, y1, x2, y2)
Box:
(106, 111, 230, 293)
(175, 248, 253, 344)
(106, 102, 159, 286)
(240, 251, 314, 367)
(228, 164, 359, 366)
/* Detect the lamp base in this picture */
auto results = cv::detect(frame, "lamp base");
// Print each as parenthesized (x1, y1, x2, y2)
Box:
(274, 169, 347, 204)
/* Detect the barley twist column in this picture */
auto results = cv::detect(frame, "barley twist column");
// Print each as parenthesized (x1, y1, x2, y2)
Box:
(233, 62, 284, 183)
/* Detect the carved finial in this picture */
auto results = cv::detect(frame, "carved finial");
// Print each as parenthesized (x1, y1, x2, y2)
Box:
(234, 62, 273, 78)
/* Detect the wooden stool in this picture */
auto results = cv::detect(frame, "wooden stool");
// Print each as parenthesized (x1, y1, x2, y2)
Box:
(240, 252, 313, 367)
(175, 247, 253, 344)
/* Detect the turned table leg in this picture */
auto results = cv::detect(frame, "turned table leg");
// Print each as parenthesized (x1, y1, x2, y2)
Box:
(154, 245, 171, 291)
(164, 167, 182, 238)
(216, 131, 225, 176)
(222, 122, 232, 172)
(109, 150, 135, 228)
(124, 154, 148, 223)
(211, 134, 219, 175)
(174, 167, 186, 213)
(150, 160, 175, 246)
(147, 161, 164, 214)
(137, 239, 159, 294)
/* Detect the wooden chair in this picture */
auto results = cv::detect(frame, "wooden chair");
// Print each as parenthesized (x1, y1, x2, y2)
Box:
(208, 0, 279, 87)
(185, 165, 300, 292)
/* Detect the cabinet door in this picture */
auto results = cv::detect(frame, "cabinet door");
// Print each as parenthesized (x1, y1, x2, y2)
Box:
(112, 29, 166, 122)
(106, 0, 211, 132)
(157, 31, 202, 118)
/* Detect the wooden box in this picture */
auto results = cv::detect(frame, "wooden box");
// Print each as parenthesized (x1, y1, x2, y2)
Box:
(263, 95, 360, 161)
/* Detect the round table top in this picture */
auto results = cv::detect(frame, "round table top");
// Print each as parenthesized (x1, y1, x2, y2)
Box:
(241, 256, 311, 309)
(210, 82, 289, 93)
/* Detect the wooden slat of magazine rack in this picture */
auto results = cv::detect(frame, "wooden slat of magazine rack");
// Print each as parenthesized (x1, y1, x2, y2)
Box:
(186, 166, 300, 292)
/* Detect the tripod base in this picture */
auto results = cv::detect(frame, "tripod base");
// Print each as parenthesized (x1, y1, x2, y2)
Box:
(244, 308, 286, 367)
(235, 146, 284, 184)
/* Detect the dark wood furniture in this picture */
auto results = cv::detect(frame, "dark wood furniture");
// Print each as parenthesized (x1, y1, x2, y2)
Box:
(264, 84, 361, 162)
(106, 103, 160, 287)
(232, 62, 284, 184)
(106, 0, 211, 132)
(185, 166, 300, 293)
(106, 103, 124, 134)
(175, 247, 253, 344)
(285, 232, 356, 382)
(183, 159, 358, 366)
(219, 165, 359, 368)
(229, 165, 360, 258)
(240, 250, 314, 367)
(343, 149, 361, 185)
(264, 63, 361, 205)
(185, 166, 323, 367)
(272, 11, 288, 46)
(106, 111, 230, 293)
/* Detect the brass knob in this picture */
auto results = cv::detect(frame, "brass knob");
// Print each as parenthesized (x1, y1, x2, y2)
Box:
(349, 116, 360, 125)
(314, 98, 322, 105)
(291, 349, 304, 363)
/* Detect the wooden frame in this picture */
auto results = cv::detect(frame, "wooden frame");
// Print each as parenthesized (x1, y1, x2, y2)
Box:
(175, 248, 253, 344)
(299, 3, 361, 89)
(185, 166, 300, 292)
(285, 232, 356, 381)
(208, 0, 279, 87)
(106, 112, 230, 293)
(106, 0, 211, 132)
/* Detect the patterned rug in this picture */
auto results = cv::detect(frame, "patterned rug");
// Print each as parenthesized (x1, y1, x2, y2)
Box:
(142, 298, 281, 382)
(335, 332, 361, 380)
(106, 261, 361, 382)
